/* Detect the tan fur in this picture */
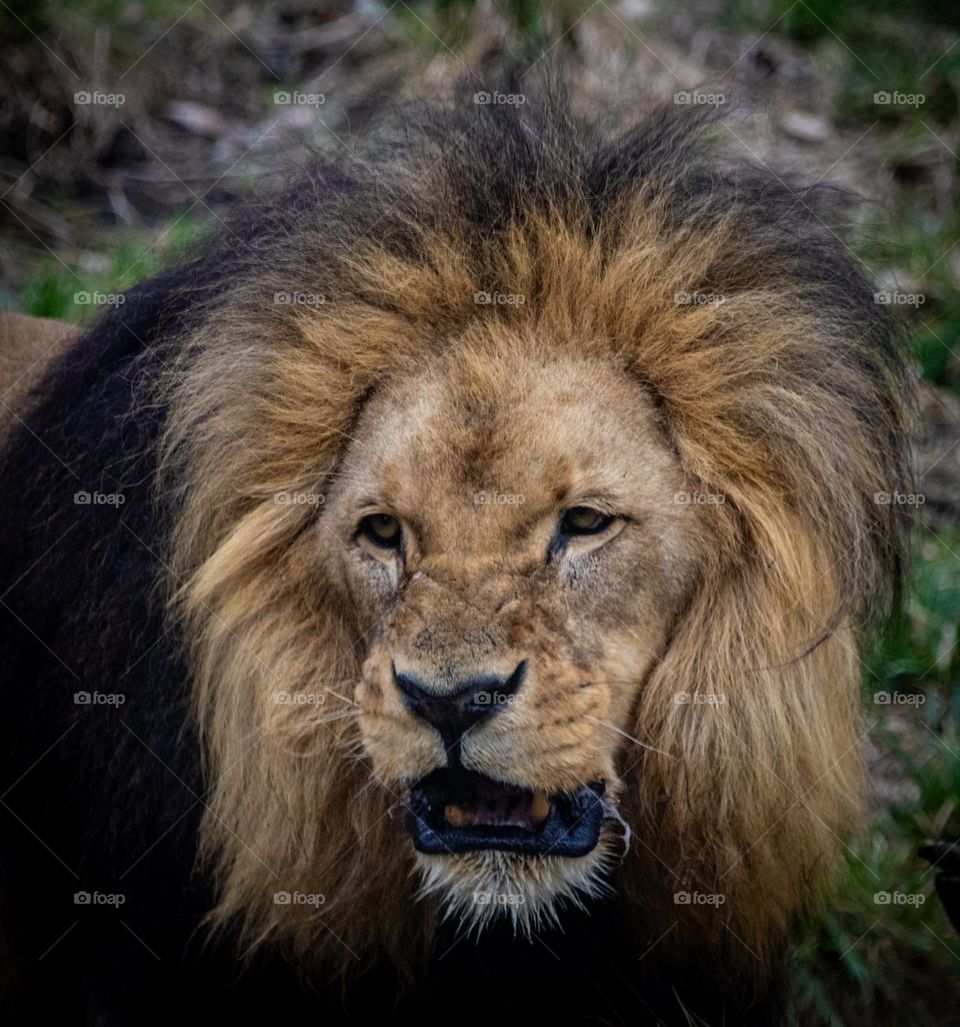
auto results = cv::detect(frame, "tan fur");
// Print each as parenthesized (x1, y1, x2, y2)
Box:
(159, 175, 903, 986)
(0, 312, 79, 437)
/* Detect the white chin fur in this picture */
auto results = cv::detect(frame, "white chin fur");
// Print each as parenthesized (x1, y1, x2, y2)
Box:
(413, 835, 618, 937)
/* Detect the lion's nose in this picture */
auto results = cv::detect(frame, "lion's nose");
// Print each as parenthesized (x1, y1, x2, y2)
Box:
(393, 660, 527, 757)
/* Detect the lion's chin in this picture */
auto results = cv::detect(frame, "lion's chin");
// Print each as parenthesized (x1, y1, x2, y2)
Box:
(405, 769, 622, 934)
(413, 845, 617, 935)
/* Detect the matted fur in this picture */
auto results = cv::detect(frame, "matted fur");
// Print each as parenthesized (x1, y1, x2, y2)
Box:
(158, 91, 911, 985)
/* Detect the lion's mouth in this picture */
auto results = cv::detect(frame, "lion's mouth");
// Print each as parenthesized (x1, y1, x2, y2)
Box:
(407, 768, 604, 856)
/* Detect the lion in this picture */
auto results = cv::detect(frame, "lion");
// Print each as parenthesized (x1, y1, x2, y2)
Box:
(0, 311, 78, 436)
(0, 91, 911, 1025)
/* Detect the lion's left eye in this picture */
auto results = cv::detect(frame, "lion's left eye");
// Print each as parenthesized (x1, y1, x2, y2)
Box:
(358, 513, 403, 549)
(560, 506, 614, 536)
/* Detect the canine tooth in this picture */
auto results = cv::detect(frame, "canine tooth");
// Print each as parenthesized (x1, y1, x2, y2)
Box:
(444, 804, 470, 827)
(530, 793, 551, 826)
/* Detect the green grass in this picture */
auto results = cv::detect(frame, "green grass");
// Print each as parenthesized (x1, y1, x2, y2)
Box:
(394, 0, 591, 59)
(790, 526, 960, 1025)
(3, 0, 210, 40)
(856, 200, 960, 390)
(717, 0, 960, 129)
(706, 4, 960, 1019)
(6, 215, 209, 323)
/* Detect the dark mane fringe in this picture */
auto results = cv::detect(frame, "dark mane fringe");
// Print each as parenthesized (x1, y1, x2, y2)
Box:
(161, 80, 911, 627)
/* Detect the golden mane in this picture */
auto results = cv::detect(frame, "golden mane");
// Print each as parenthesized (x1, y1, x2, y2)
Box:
(157, 96, 910, 983)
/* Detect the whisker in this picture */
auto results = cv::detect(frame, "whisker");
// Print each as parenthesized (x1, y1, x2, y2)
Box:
(585, 716, 675, 759)
(324, 687, 360, 709)
(306, 709, 361, 726)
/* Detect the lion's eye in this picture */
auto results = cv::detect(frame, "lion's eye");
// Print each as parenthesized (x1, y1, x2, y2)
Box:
(358, 514, 402, 549)
(561, 506, 613, 536)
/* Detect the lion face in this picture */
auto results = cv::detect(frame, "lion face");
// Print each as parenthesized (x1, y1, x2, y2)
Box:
(321, 329, 701, 927)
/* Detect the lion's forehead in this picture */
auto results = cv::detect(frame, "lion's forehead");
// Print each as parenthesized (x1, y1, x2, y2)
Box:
(345, 340, 683, 544)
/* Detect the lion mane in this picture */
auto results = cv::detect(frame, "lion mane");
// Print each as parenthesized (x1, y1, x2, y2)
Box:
(0, 88, 910, 1023)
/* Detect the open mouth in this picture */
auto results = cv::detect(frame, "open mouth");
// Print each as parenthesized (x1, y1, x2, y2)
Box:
(407, 768, 605, 857)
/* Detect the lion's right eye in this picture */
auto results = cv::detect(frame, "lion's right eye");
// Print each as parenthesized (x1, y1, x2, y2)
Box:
(358, 514, 402, 550)
(560, 506, 614, 536)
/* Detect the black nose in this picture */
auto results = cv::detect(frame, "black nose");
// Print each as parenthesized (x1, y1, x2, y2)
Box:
(394, 660, 527, 757)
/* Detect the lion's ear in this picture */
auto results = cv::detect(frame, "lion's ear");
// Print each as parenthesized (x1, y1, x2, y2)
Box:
(622, 525, 862, 973)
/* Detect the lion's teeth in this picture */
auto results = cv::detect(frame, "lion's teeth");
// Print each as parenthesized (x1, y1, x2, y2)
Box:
(444, 803, 471, 827)
(443, 793, 550, 830)
(529, 793, 551, 826)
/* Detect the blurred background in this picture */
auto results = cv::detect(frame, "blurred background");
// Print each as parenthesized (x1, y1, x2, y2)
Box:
(1, 0, 958, 1022)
